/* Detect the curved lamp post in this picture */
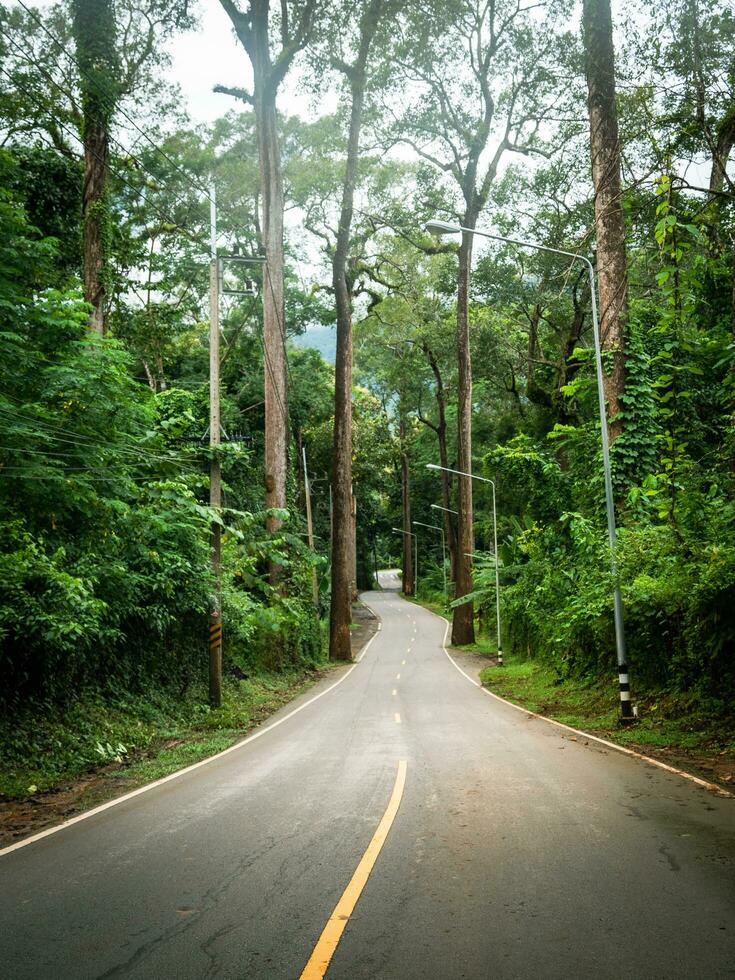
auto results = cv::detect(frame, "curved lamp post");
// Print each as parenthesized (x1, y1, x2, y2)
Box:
(426, 219, 633, 719)
(431, 503, 458, 516)
(391, 527, 417, 595)
(427, 463, 503, 666)
(413, 520, 447, 608)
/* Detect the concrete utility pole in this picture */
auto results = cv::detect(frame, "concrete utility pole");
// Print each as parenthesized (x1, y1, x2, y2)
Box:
(209, 185, 222, 708)
(302, 445, 319, 609)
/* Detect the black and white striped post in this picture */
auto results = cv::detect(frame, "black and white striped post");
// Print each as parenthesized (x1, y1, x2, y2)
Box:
(425, 220, 635, 722)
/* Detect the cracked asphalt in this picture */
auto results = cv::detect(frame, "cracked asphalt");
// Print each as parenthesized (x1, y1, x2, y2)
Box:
(1, 580, 734, 978)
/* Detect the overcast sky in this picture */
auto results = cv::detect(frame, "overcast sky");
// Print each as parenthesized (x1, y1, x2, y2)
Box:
(168, 9, 334, 126)
(168, 4, 254, 124)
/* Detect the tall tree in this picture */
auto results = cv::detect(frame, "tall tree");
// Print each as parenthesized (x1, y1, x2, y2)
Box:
(582, 0, 628, 446)
(328, 0, 387, 661)
(399, 409, 414, 595)
(217, 0, 316, 570)
(393, 0, 571, 643)
(71, 0, 120, 334)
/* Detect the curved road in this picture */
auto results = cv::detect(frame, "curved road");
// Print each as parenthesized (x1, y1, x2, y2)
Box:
(1, 583, 733, 978)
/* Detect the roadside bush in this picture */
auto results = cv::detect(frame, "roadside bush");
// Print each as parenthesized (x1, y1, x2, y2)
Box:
(497, 508, 735, 695)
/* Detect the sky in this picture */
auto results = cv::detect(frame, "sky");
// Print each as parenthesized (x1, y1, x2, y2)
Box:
(167, 3, 253, 124)
(22, 0, 325, 125)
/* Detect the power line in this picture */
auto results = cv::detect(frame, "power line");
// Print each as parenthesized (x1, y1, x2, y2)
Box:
(11, 0, 253, 249)
(0, 467, 203, 483)
(0, 402, 199, 467)
(7, 0, 293, 272)
(14, 0, 220, 214)
(4, 5, 297, 445)
(0, 33, 209, 250)
(219, 290, 289, 430)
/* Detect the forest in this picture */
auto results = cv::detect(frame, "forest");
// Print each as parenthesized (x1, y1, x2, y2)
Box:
(0, 0, 733, 797)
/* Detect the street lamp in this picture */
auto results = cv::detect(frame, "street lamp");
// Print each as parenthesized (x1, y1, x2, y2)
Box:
(427, 219, 633, 719)
(427, 463, 503, 666)
(431, 503, 458, 515)
(413, 520, 448, 608)
(391, 527, 418, 595)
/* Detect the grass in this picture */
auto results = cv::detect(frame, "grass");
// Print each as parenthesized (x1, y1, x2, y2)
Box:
(0, 667, 329, 800)
(478, 654, 735, 757)
(406, 593, 449, 618)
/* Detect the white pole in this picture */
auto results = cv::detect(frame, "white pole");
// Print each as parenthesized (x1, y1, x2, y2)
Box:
(490, 480, 502, 665)
(427, 464, 503, 665)
(208, 184, 222, 707)
(425, 220, 633, 719)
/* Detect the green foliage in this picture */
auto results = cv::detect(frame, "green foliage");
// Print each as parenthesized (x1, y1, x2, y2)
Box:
(0, 177, 325, 719)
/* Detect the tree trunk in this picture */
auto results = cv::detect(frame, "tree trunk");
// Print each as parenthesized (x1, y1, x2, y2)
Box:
(329, 0, 383, 660)
(329, 282, 353, 657)
(252, 24, 288, 565)
(583, 0, 628, 447)
(71, 0, 118, 336)
(219, 0, 313, 585)
(526, 303, 552, 408)
(400, 413, 414, 596)
(452, 224, 475, 644)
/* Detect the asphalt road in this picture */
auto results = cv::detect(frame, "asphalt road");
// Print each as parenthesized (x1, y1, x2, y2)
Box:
(1, 580, 734, 979)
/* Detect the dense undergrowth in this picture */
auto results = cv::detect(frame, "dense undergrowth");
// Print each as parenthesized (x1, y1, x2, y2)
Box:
(0, 669, 323, 799)
(0, 158, 325, 772)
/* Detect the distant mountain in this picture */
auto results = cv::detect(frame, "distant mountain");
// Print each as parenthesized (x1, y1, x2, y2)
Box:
(291, 325, 336, 363)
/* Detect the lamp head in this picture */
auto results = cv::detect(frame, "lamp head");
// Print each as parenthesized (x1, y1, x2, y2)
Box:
(425, 219, 461, 236)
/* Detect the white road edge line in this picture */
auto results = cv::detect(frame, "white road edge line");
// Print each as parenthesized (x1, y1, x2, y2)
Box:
(0, 611, 385, 858)
(424, 606, 733, 800)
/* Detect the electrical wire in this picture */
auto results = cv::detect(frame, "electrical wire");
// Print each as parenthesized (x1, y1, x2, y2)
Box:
(14, 0, 221, 216)
(0, 33, 209, 249)
(4, 4, 298, 453)
(0, 402, 199, 467)
(219, 290, 289, 430)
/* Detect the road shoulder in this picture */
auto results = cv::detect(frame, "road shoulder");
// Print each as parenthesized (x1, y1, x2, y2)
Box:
(0, 613, 380, 850)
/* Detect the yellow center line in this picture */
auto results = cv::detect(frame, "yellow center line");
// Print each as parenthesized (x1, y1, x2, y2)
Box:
(396, 673, 401, 680)
(300, 761, 407, 980)
(401, 659, 406, 665)
(392, 689, 397, 696)
(394, 712, 401, 724)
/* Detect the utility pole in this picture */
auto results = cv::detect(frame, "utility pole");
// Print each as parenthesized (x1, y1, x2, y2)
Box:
(302, 444, 319, 609)
(350, 490, 357, 599)
(208, 185, 222, 708)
